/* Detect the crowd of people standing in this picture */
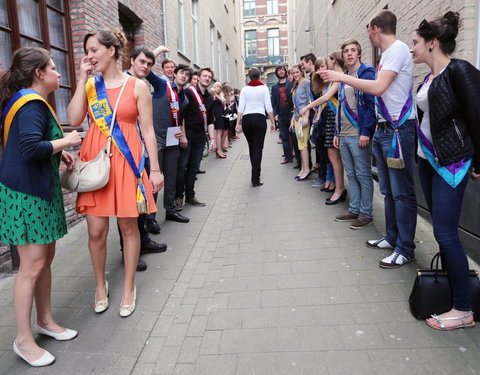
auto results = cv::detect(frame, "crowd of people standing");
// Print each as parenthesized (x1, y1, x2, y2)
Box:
(0, 7, 480, 368)
(271, 9, 480, 332)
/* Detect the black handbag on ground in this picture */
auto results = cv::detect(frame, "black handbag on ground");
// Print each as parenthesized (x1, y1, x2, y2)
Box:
(408, 252, 480, 321)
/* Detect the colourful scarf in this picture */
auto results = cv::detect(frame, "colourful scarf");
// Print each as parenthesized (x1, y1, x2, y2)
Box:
(247, 80, 264, 87)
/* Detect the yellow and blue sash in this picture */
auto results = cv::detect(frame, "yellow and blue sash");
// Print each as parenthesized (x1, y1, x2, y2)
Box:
(325, 84, 338, 115)
(2, 89, 62, 146)
(86, 76, 148, 210)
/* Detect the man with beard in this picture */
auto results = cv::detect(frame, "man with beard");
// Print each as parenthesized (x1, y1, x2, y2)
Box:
(175, 68, 216, 211)
(271, 65, 293, 164)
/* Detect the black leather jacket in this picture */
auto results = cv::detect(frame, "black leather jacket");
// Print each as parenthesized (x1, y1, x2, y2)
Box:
(417, 59, 480, 171)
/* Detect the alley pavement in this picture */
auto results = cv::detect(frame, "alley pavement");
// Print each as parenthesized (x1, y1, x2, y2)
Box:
(1, 130, 480, 375)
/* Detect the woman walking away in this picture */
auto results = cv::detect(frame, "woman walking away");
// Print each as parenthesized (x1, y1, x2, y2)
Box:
(412, 11, 480, 330)
(0, 47, 81, 366)
(68, 29, 163, 318)
(236, 67, 276, 187)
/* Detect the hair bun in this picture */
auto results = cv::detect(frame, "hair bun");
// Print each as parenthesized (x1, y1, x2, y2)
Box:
(443, 11, 460, 29)
(112, 29, 127, 48)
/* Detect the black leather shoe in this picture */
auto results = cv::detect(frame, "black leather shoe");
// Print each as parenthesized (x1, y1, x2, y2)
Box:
(121, 250, 147, 272)
(196, 170, 206, 174)
(325, 190, 348, 205)
(166, 212, 190, 223)
(140, 240, 167, 254)
(252, 182, 263, 187)
(145, 219, 161, 234)
(136, 257, 147, 271)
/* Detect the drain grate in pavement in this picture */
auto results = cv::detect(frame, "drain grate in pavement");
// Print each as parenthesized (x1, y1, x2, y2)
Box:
(240, 154, 250, 160)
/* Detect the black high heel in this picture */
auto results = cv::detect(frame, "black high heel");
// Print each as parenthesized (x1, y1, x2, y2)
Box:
(325, 189, 347, 205)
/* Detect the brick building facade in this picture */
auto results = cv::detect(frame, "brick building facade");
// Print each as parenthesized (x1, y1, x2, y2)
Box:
(163, 0, 244, 88)
(288, 0, 479, 80)
(241, 0, 289, 88)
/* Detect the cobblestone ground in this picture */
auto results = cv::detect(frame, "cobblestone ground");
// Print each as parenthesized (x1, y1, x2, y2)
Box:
(0, 130, 479, 375)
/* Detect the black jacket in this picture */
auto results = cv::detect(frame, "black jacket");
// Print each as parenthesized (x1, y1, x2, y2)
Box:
(417, 59, 480, 171)
(270, 80, 293, 118)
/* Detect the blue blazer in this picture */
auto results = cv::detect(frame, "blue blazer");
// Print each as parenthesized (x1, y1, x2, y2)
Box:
(0, 101, 55, 200)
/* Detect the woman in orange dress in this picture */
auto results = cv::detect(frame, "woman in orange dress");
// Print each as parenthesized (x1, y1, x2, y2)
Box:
(67, 29, 163, 317)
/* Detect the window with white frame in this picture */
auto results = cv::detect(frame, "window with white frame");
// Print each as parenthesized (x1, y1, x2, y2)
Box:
(191, 0, 198, 62)
(243, 0, 255, 17)
(244, 30, 257, 66)
(225, 45, 229, 82)
(177, 0, 185, 52)
(217, 32, 222, 81)
(267, 28, 280, 57)
(210, 21, 216, 71)
(266, 0, 278, 15)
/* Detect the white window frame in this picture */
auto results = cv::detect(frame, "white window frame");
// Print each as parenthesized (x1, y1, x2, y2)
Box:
(210, 21, 215, 71)
(267, 28, 280, 57)
(191, 0, 198, 62)
(177, 0, 185, 53)
(266, 0, 278, 15)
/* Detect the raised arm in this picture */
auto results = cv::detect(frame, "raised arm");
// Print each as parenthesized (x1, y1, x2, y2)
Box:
(300, 83, 339, 116)
(67, 56, 91, 126)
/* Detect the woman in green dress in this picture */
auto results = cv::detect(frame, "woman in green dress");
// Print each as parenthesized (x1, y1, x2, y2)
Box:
(0, 47, 82, 367)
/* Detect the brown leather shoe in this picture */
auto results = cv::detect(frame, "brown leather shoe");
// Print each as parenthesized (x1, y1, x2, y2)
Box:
(334, 211, 358, 222)
(350, 214, 373, 229)
(185, 197, 206, 207)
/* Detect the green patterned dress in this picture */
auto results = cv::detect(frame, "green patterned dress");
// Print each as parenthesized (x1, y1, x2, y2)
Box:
(0, 115, 67, 245)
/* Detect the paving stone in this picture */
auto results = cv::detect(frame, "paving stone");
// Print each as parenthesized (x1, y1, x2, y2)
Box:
(324, 351, 374, 374)
(150, 315, 175, 337)
(137, 337, 165, 363)
(199, 330, 222, 355)
(153, 346, 181, 374)
(165, 323, 189, 347)
(186, 316, 208, 337)
(177, 337, 202, 363)
(194, 354, 237, 375)
(206, 309, 244, 330)
(174, 363, 195, 375)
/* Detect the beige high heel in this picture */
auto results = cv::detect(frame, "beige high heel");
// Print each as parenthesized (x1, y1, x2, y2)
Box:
(94, 281, 109, 314)
(119, 286, 136, 318)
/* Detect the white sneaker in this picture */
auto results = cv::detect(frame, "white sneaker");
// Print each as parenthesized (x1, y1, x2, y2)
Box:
(366, 237, 393, 249)
(379, 251, 413, 269)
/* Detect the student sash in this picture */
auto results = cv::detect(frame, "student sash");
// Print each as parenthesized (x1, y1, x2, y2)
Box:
(188, 86, 208, 132)
(86, 75, 149, 212)
(2, 89, 63, 146)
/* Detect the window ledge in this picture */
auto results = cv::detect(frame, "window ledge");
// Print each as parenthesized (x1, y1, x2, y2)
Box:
(177, 50, 191, 62)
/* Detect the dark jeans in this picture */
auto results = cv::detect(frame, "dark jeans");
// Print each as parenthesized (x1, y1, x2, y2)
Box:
(372, 121, 417, 258)
(418, 158, 471, 311)
(278, 114, 292, 162)
(159, 146, 180, 215)
(176, 138, 205, 200)
(290, 128, 300, 166)
(242, 113, 267, 184)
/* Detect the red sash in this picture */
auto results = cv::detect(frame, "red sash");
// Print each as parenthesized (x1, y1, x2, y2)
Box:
(166, 81, 180, 127)
(188, 86, 208, 132)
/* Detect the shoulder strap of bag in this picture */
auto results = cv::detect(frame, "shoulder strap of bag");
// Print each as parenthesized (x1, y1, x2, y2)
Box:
(105, 76, 129, 155)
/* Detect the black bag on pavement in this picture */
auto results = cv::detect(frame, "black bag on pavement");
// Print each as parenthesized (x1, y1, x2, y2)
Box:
(408, 252, 480, 321)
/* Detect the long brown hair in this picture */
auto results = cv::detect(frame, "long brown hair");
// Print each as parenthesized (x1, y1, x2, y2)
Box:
(329, 50, 345, 71)
(0, 47, 51, 114)
(311, 57, 328, 96)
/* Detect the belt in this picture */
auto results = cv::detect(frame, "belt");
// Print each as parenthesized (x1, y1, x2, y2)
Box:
(377, 121, 388, 130)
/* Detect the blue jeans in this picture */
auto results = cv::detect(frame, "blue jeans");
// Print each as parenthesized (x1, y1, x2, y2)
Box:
(176, 139, 205, 200)
(372, 121, 416, 258)
(326, 162, 335, 183)
(339, 136, 373, 218)
(418, 158, 471, 311)
(278, 115, 293, 162)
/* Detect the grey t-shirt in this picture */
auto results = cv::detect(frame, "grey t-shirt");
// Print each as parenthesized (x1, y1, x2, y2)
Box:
(340, 70, 359, 137)
(293, 79, 311, 120)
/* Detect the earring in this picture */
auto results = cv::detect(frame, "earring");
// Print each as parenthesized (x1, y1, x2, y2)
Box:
(428, 47, 433, 52)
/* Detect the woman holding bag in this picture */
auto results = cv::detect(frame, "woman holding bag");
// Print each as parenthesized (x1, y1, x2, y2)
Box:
(0, 47, 81, 366)
(67, 29, 163, 318)
(411, 11, 480, 330)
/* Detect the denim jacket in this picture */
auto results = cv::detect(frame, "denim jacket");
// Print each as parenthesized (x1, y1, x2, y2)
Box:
(336, 62, 377, 137)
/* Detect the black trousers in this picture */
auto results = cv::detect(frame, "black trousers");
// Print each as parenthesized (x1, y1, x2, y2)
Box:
(242, 113, 267, 184)
(158, 146, 180, 215)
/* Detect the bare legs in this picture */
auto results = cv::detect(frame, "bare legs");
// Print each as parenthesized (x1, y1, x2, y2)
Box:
(328, 147, 345, 200)
(298, 148, 310, 178)
(86, 215, 138, 307)
(215, 129, 226, 157)
(14, 242, 65, 361)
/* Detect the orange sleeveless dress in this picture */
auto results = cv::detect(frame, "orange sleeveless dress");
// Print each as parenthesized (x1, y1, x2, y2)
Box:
(76, 76, 157, 217)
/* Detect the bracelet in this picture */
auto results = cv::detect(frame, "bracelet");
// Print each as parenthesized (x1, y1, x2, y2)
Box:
(150, 169, 161, 172)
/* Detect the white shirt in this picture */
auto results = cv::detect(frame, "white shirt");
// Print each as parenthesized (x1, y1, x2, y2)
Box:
(416, 79, 432, 159)
(378, 40, 416, 121)
(238, 85, 273, 116)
